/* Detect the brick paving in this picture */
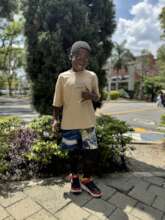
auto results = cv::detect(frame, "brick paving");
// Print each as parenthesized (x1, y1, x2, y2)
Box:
(0, 172, 165, 220)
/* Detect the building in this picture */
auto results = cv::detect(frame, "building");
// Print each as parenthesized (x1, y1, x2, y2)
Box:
(104, 53, 159, 94)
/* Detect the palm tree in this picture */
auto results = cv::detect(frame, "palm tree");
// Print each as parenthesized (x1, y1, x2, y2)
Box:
(111, 40, 135, 90)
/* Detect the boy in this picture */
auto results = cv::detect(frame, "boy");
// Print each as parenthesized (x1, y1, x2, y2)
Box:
(52, 41, 102, 198)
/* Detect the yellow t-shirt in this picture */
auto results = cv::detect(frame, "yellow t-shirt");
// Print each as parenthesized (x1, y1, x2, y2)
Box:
(53, 69, 100, 129)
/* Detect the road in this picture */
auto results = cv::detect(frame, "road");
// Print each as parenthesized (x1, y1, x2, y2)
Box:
(98, 100, 165, 131)
(0, 96, 165, 142)
(0, 96, 38, 123)
(97, 99, 165, 143)
(1, 96, 165, 130)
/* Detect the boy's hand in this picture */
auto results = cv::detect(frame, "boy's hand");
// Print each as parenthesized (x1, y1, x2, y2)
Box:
(52, 119, 60, 132)
(81, 87, 92, 101)
(81, 87, 99, 102)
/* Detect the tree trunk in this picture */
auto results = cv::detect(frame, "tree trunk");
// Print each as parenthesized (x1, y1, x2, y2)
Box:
(8, 79, 12, 96)
(115, 69, 119, 90)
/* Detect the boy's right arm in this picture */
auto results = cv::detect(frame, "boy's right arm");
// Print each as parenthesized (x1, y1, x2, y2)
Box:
(52, 75, 63, 131)
(52, 106, 62, 132)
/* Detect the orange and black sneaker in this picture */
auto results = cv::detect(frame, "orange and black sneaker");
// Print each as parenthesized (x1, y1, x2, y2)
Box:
(70, 175, 82, 194)
(81, 177, 102, 198)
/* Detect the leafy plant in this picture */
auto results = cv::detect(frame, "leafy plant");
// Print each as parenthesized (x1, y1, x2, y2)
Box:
(28, 115, 56, 140)
(102, 90, 109, 100)
(0, 116, 21, 135)
(0, 114, 133, 180)
(160, 114, 165, 127)
(144, 76, 162, 102)
(27, 115, 67, 175)
(96, 115, 133, 172)
(0, 143, 10, 174)
(27, 140, 67, 164)
(0, 116, 22, 175)
(119, 89, 130, 98)
(109, 90, 120, 100)
(7, 128, 38, 179)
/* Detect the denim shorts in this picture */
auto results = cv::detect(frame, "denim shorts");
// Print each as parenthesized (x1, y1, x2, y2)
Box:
(61, 127, 98, 151)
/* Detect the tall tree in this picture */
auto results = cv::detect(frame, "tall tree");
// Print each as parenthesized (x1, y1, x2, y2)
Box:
(111, 40, 135, 90)
(156, 7, 165, 89)
(23, 0, 116, 114)
(0, 20, 24, 96)
(156, 45, 165, 87)
(0, 0, 18, 20)
(143, 76, 162, 102)
(137, 49, 155, 99)
(159, 7, 165, 40)
(143, 48, 165, 101)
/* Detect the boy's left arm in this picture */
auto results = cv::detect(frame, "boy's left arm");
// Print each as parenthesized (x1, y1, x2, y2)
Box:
(91, 73, 100, 102)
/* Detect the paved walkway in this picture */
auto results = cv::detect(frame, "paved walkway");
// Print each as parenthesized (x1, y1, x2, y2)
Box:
(0, 172, 165, 220)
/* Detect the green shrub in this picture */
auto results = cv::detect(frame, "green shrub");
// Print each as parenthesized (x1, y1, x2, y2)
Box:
(109, 90, 120, 100)
(0, 116, 22, 175)
(160, 114, 165, 127)
(102, 90, 121, 100)
(26, 139, 68, 177)
(0, 116, 21, 135)
(7, 128, 38, 179)
(102, 90, 109, 100)
(119, 89, 130, 98)
(0, 144, 10, 174)
(27, 140, 67, 165)
(0, 160, 9, 174)
(28, 115, 56, 140)
(27, 116, 67, 176)
(96, 115, 133, 172)
(0, 114, 133, 180)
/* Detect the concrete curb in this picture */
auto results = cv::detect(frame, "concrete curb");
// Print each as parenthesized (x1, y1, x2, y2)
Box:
(131, 140, 164, 145)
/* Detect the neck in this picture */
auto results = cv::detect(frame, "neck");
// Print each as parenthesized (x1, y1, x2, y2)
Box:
(71, 68, 85, 72)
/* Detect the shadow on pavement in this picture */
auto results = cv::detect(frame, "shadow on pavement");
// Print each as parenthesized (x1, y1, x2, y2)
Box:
(60, 156, 165, 220)
(0, 153, 165, 219)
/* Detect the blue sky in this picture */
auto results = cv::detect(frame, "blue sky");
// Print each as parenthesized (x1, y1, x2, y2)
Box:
(113, 0, 165, 56)
(114, 0, 160, 19)
(114, 0, 141, 19)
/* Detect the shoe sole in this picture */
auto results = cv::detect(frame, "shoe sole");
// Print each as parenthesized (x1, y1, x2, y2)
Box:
(70, 188, 82, 194)
(81, 184, 102, 198)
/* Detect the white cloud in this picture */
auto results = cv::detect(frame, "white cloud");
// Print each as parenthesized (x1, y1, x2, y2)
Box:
(130, 0, 153, 19)
(113, 0, 164, 56)
(159, 0, 165, 6)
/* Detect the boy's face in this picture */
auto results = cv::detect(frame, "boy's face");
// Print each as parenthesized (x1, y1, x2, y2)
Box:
(72, 48, 90, 72)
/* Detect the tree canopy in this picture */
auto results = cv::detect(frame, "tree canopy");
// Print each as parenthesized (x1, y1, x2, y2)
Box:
(156, 45, 165, 87)
(23, 0, 116, 114)
(156, 7, 165, 88)
(159, 7, 165, 40)
(0, 20, 24, 95)
(0, 0, 18, 20)
(111, 40, 135, 90)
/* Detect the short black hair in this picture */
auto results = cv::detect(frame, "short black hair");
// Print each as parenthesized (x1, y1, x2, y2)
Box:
(70, 41, 91, 58)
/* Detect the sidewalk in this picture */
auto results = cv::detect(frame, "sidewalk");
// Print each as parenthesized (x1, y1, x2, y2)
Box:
(0, 171, 165, 220)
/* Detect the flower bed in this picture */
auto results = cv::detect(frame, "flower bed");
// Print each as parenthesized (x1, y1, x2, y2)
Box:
(0, 115, 132, 181)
